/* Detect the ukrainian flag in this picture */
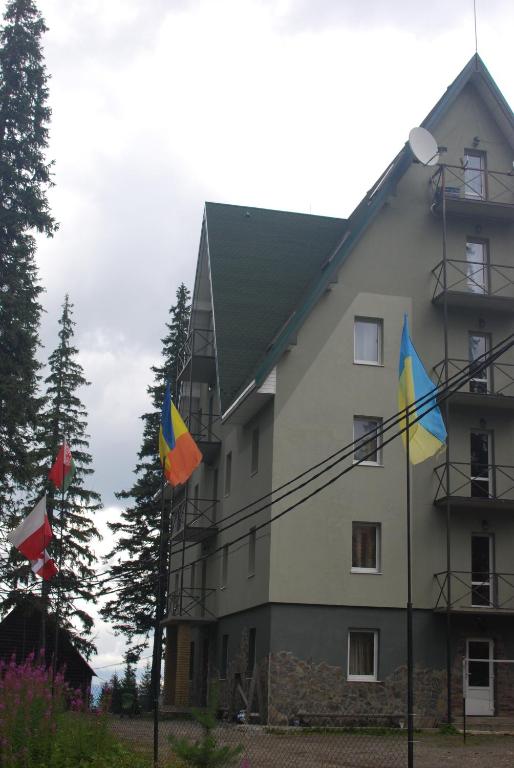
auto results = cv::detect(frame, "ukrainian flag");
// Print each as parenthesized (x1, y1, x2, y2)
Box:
(398, 315, 446, 464)
(159, 383, 202, 486)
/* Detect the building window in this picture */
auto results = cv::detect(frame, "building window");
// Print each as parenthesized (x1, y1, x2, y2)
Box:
(348, 630, 378, 681)
(251, 427, 259, 475)
(248, 527, 256, 577)
(353, 417, 382, 465)
(247, 628, 256, 677)
(220, 634, 229, 679)
(466, 239, 489, 294)
(221, 545, 228, 589)
(354, 318, 382, 365)
(464, 150, 486, 199)
(470, 430, 492, 498)
(190, 562, 196, 590)
(352, 523, 380, 573)
(225, 452, 232, 496)
(469, 332, 491, 394)
(189, 641, 195, 681)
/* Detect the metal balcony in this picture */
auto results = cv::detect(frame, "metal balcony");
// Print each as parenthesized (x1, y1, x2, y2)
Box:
(434, 571, 514, 615)
(434, 462, 514, 511)
(431, 165, 514, 222)
(433, 358, 514, 409)
(163, 587, 217, 625)
(432, 259, 514, 311)
(177, 328, 216, 384)
(171, 496, 218, 542)
(185, 411, 221, 465)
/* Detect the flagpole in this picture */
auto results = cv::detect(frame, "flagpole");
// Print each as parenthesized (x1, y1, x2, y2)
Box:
(152, 466, 169, 768)
(52, 439, 67, 691)
(405, 405, 414, 768)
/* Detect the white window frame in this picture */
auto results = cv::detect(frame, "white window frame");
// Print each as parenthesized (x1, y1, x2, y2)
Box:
(354, 318, 383, 366)
(351, 522, 381, 574)
(347, 629, 379, 682)
(353, 416, 383, 466)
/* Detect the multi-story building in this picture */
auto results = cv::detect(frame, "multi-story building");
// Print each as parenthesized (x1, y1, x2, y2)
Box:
(162, 54, 514, 725)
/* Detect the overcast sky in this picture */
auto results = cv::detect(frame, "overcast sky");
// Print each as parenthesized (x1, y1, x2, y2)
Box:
(10, 0, 514, 674)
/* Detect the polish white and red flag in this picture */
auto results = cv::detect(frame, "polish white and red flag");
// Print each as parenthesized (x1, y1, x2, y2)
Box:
(30, 550, 58, 581)
(8, 496, 53, 560)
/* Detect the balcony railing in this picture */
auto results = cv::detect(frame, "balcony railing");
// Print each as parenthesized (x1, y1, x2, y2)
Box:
(432, 259, 514, 307)
(184, 411, 221, 465)
(171, 496, 218, 541)
(168, 586, 217, 620)
(177, 329, 216, 384)
(434, 462, 514, 509)
(434, 571, 514, 613)
(431, 164, 514, 220)
(433, 358, 514, 401)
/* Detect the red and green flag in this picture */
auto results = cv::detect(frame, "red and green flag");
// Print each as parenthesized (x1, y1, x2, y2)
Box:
(48, 441, 76, 492)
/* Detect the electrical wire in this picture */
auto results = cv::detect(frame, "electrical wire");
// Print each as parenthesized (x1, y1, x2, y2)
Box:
(97, 330, 514, 593)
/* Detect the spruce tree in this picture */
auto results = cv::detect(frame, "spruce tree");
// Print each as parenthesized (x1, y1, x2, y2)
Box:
(101, 283, 191, 658)
(0, 0, 56, 524)
(8, 296, 102, 655)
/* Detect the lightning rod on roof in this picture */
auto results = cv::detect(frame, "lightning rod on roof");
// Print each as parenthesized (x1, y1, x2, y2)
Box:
(408, 127, 440, 166)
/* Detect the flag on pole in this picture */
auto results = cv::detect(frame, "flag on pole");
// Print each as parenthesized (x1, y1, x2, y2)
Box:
(7, 496, 53, 560)
(398, 314, 447, 464)
(30, 550, 58, 581)
(159, 383, 202, 486)
(48, 441, 75, 491)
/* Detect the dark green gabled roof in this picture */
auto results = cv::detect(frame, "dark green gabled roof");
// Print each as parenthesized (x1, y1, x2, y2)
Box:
(205, 202, 347, 412)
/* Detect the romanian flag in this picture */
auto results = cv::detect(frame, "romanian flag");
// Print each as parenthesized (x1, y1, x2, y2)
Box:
(398, 314, 447, 464)
(159, 383, 202, 486)
(49, 441, 75, 492)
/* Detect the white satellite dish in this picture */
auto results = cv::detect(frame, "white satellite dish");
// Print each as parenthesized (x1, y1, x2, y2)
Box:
(409, 127, 439, 166)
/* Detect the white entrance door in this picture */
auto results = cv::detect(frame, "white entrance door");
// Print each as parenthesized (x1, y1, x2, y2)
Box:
(465, 639, 494, 716)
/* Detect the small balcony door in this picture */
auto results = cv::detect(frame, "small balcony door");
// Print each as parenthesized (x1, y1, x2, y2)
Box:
(464, 150, 486, 199)
(471, 533, 494, 607)
(469, 333, 491, 394)
(470, 431, 493, 498)
(466, 239, 489, 294)
(465, 639, 494, 716)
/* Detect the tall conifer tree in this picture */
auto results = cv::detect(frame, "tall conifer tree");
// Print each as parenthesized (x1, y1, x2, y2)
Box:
(8, 296, 102, 655)
(0, 0, 56, 519)
(101, 283, 191, 658)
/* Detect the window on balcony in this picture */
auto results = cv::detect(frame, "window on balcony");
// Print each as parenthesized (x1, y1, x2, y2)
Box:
(466, 239, 489, 294)
(464, 150, 486, 199)
(471, 533, 494, 607)
(354, 318, 383, 365)
(190, 562, 196, 590)
(353, 417, 382, 465)
(352, 523, 381, 573)
(348, 630, 378, 681)
(470, 430, 493, 498)
(469, 332, 491, 393)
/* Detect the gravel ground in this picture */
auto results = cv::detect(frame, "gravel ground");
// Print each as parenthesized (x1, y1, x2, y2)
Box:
(109, 717, 514, 767)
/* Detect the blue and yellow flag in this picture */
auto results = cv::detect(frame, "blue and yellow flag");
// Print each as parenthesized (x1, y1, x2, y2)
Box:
(398, 314, 446, 464)
(159, 383, 202, 486)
